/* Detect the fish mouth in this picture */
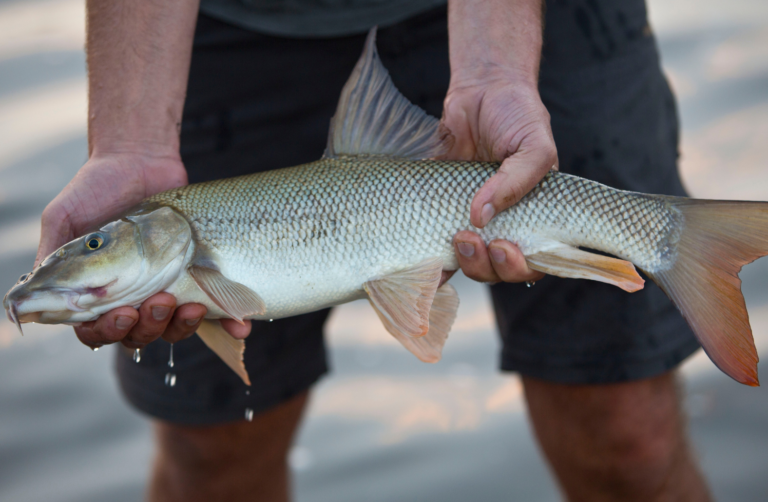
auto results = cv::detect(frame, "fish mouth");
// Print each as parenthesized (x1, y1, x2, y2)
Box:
(4, 286, 86, 335)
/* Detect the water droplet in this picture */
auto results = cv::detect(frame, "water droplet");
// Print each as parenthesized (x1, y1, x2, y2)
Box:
(165, 373, 176, 387)
(526, 281, 536, 288)
(269, 319, 274, 322)
(245, 408, 254, 422)
(133, 348, 141, 363)
(168, 343, 175, 368)
(245, 390, 250, 396)
(93, 347, 99, 352)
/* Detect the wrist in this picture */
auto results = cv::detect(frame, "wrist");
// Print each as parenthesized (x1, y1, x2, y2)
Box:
(87, 100, 184, 160)
(448, 64, 540, 93)
(89, 136, 182, 163)
(81, 150, 188, 196)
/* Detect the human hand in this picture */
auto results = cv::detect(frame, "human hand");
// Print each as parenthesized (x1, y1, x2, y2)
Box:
(441, 73, 557, 284)
(36, 153, 251, 349)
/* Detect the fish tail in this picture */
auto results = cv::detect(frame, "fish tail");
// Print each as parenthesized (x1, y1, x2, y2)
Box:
(647, 198, 768, 386)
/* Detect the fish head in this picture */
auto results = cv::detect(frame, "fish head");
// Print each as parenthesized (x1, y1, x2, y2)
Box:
(3, 206, 193, 331)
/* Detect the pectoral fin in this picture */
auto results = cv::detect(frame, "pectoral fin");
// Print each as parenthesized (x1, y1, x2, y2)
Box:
(196, 320, 251, 386)
(189, 264, 266, 322)
(526, 244, 645, 293)
(365, 259, 458, 362)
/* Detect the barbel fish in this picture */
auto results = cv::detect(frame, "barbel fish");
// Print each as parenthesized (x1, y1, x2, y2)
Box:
(4, 30, 768, 387)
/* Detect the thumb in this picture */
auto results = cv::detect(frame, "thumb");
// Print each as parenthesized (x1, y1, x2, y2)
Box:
(469, 145, 558, 229)
(34, 203, 74, 268)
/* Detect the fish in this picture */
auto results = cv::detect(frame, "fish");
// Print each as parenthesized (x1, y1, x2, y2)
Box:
(4, 29, 768, 387)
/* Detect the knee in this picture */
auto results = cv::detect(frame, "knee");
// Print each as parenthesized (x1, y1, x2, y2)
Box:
(596, 408, 685, 486)
(148, 392, 309, 502)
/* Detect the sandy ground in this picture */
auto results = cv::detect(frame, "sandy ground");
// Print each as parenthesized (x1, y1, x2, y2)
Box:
(1, 0, 767, 500)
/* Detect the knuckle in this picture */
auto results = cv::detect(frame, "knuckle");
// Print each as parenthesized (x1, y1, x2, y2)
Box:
(499, 177, 526, 208)
(129, 323, 165, 343)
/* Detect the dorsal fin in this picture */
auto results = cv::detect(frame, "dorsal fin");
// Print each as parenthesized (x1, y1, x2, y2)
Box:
(323, 27, 453, 159)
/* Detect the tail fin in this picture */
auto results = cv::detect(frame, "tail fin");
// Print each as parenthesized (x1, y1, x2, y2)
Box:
(647, 199, 768, 386)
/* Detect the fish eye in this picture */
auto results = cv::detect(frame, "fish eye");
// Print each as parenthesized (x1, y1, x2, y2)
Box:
(85, 233, 105, 251)
(18, 273, 28, 283)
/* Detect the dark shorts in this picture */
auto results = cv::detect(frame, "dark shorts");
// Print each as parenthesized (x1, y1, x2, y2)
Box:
(117, 2, 700, 425)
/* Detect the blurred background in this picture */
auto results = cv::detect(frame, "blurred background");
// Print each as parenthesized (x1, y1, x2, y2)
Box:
(1, 0, 767, 500)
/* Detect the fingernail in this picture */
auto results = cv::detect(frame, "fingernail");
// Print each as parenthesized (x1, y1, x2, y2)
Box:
(186, 317, 201, 326)
(457, 242, 475, 258)
(481, 203, 495, 227)
(115, 316, 135, 330)
(152, 306, 170, 321)
(490, 247, 506, 264)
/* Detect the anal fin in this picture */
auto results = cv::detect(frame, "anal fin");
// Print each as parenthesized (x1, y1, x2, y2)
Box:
(197, 320, 251, 386)
(526, 244, 645, 293)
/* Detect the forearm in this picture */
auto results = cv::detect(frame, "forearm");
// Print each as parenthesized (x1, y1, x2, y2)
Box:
(86, 0, 200, 158)
(448, 0, 543, 86)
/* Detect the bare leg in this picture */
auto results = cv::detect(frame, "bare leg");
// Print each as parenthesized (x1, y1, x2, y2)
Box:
(148, 391, 309, 502)
(523, 371, 711, 502)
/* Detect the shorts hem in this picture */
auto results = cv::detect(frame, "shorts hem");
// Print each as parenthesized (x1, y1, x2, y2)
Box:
(500, 337, 701, 385)
(117, 357, 329, 426)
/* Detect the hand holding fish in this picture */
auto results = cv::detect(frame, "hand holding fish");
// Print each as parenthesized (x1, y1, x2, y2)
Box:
(442, 76, 556, 284)
(33, 151, 251, 349)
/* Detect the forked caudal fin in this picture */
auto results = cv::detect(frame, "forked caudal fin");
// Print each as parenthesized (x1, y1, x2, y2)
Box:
(647, 199, 768, 386)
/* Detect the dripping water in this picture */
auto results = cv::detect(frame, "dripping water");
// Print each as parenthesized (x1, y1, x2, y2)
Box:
(133, 348, 141, 363)
(165, 373, 177, 387)
(168, 343, 174, 368)
(245, 408, 254, 422)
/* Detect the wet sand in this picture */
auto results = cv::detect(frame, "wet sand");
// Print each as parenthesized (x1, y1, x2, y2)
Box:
(1, 0, 767, 500)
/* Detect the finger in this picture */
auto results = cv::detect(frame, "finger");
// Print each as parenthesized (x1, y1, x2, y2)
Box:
(75, 323, 111, 350)
(221, 318, 252, 340)
(124, 293, 177, 345)
(469, 136, 558, 228)
(439, 270, 457, 288)
(161, 303, 207, 343)
(487, 240, 545, 283)
(85, 306, 140, 345)
(453, 231, 501, 283)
